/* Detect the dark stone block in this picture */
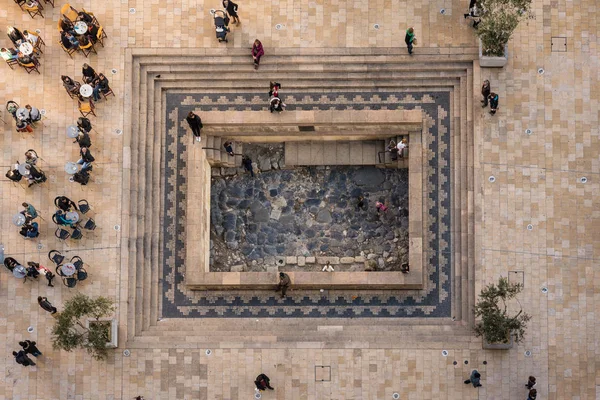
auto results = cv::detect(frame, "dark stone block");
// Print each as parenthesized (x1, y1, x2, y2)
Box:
(269, 188, 278, 197)
(305, 198, 321, 206)
(247, 223, 258, 233)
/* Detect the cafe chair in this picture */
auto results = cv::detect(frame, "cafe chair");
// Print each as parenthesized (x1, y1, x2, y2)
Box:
(70, 255, 84, 270)
(83, 218, 96, 230)
(77, 199, 91, 214)
(62, 276, 78, 288)
(82, 8, 99, 25)
(48, 249, 65, 266)
(43, 0, 55, 7)
(55, 265, 66, 277)
(29, 31, 46, 53)
(14, 0, 27, 9)
(78, 100, 96, 117)
(24, 3, 44, 18)
(96, 26, 107, 47)
(55, 227, 71, 241)
(101, 86, 115, 100)
(71, 227, 83, 240)
(20, 61, 40, 74)
(60, 3, 79, 22)
(79, 41, 96, 57)
(4, 55, 19, 70)
(58, 39, 77, 59)
(76, 268, 88, 281)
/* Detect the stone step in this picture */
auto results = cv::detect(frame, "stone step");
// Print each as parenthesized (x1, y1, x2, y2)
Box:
(285, 140, 386, 166)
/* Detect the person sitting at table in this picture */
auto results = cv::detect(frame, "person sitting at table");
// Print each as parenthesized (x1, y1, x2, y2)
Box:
(25, 105, 41, 123)
(77, 117, 92, 133)
(61, 31, 79, 49)
(16, 119, 33, 133)
(92, 73, 109, 101)
(19, 222, 39, 238)
(77, 11, 94, 24)
(61, 75, 81, 96)
(24, 164, 46, 187)
(59, 18, 75, 34)
(3, 257, 19, 272)
(55, 196, 77, 212)
(1, 47, 18, 62)
(17, 51, 37, 67)
(26, 262, 41, 279)
(7, 27, 26, 46)
(86, 23, 99, 44)
(5, 162, 23, 182)
(21, 202, 38, 220)
(77, 147, 95, 171)
(81, 63, 97, 84)
(74, 131, 92, 148)
(22, 30, 38, 46)
(54, 210, 74, 226)
(77, 34, 91, 50)
(24, 150, 38, 165)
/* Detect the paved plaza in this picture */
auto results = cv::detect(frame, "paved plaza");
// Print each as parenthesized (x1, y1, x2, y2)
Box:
(0, 0, 599, 399)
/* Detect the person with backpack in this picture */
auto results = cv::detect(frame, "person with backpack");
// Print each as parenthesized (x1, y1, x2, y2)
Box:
(488, 92, 499, 115)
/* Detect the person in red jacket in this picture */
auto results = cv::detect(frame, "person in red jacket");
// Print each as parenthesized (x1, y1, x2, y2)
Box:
(251, 39, 264, 70)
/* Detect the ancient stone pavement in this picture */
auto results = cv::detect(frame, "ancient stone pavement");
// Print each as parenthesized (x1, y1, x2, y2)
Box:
(0, 0, 598, 399)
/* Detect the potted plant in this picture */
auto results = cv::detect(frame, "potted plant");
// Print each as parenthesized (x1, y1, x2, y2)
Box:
(476, 0, 533, 67)
(473, 277, 531, 349)
(52, 294, 117, 360)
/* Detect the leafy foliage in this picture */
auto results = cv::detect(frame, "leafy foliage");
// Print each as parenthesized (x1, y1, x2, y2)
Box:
(52, 294, 115, 360)
(473, 277, 531, 344)
(476, 0, 534, 56)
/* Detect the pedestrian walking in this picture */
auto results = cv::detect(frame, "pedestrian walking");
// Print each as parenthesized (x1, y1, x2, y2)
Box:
(387, 139, 399, 161)
(242, 155, 254, 177)
(222, 0, 240, 26)
(488, 92, 499, 115)
(186, 111, 203, 142)
(397, 138, 408, 158)
(134, 397, 145, 400)
(464, 0, 477, 18)
(223, 141, 234, 156)
(525, 376, 536, 389)
(45, 270, 55, 287)
(13, 350, 36, 366)
(481, 80, 491, 107)
(527, 389, 537, 400)
(255, 373, 275, 390)
(269, 81, 281, 98)
(251, 39, 264, 70)
(38, 296, 57, 314)
(26, 262, 41, 280)
(74, 131, 92, 148)
(375, 201, 388, 213)
(356, 195, 366, 210)
(405, 27, 416, 55)
(20, 340, 42, 357)
(269, 97, 286, 113)
(275, 272, 291, 298)
(464, 370, 482, 387)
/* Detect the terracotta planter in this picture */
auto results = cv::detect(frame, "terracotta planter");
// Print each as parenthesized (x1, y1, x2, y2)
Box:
(479, 39, 508, 68)
(87, 318, 118, 348)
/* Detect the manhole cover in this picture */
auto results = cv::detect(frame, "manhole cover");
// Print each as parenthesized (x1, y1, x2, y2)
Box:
(27, 326, 34, 333)
(40, 109, 46, 115)
(373, 24, 380, 30)
(35, 29, 41, 34)
(129, 8, 136, 14)
(210, 9, 216, 15)
(111, 69, 118, 74)
(123, 349, 131, 357)
(524, 350, 532, 357)
(525, 128, 532, 135)
(116, 129, 123, 135)
(488, 176, 496, 183)
(205, 349, 212, 356)
(275, 24, 283, 30)
(114, 225, 121, 231)
(441, 350, 448, 357)
(37, 243, 43, 250)
(527, 224, 533, 231)
(440, 8, 446, 14)
(254, 393, 262, 399)
(541, 287, 548, 293)
(538, 68, 545, 75)
(580, 177, 587, 184)
(464, 360, 469, 365)
(392, 394, 400, 400)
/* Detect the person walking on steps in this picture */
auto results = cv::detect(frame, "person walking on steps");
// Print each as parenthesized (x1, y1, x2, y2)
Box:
(275, 272, 291, 298)
(223, 0, 240, 26)
(488, 92, 499, 115)
(223, 141, 234, 156)
(186, 111, 203, 142)
(464, 370, 483, 387)
(405, 27, 416, 55)
(481, 80, 491, 107)
(255, 373, 275, 391)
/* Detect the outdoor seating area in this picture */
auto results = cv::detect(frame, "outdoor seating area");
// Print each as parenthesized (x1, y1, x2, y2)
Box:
(57, 4, 106, 58)
(47, 251, 89, 288)
(13, 0, 46, 19)
(52, 196, 96, 240)
(3, 26, 45, 73)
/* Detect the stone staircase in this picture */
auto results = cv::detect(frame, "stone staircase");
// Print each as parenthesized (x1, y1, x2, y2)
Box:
(120, 47, 478, 347)
(204, 135, 242, 168)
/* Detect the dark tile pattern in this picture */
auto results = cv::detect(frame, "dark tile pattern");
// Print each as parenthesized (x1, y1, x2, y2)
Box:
(162, 91, 452, 318)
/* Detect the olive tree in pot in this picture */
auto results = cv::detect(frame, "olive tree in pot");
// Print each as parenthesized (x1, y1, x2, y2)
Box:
(474, 277, 531, 349)
(476, 0, 533, 67)
(52, 294, 117, 360)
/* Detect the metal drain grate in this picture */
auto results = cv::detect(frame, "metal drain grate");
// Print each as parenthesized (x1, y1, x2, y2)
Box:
(299, 125, 315, 132)
(551, 37, 567, 52)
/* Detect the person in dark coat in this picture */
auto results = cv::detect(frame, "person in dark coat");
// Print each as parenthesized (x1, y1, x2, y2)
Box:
(38, 296, 57, 314)
(242, 156, 254, 177)
(254, 373, 274, 390)
(82, 63, 98, 84)
(77, 147, 95, 171)
(75, 131, 92, 148)
(275, 272, 291, 298)
(222, 0, 240, 25)
(13, 350, 35, 366)
(525, 376, 536, 389)
(527, 389, 537, 400)
(78, 117, 92, 133)
(405, 27, 415, 55)
(223, 141, 234, 156)
(7, 27, 26, 46)
(481, 80, 491, 107)
(20, 340, 42, 357)
(488, 92, 499, 115)
(55, 196, 78, 212)
(92, 73, 110, 101)
(186, 112, 203, 141)
(46, 270, 55, 287)
(251, 39, 264, 69)
(464, 370, 482, 387)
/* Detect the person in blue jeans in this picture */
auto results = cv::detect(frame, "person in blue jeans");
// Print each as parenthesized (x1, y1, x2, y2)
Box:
(92, 73, 109, 101)
(464, 370, 482, 387)
(77, 147, 95, 170)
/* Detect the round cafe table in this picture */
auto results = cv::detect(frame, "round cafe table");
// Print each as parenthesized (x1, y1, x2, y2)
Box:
(60, 263, 76, 277)
(79, 84, 93, 98)
(19, 42, 34, 56)
(65, 162, 80, 175)
(18, 163, 30, 176)
(67, 125, 80, 138)
(16, 107, 30, 121)
(13, 265, 27, 279)
(66, 211, 80, 223)
(74, 21, 88, 35)
(12, 213, 26, 226)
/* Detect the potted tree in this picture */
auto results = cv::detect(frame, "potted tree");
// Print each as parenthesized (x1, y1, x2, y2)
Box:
(476, 0, 533, 67)
(473, 277, 531, 349)
(52, 294, 117, 360)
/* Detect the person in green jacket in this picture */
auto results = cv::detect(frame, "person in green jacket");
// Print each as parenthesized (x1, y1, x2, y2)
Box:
(405, 27, 415, 55)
